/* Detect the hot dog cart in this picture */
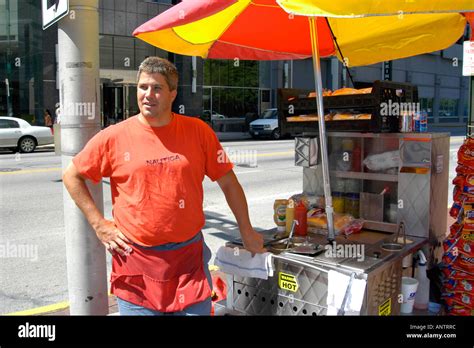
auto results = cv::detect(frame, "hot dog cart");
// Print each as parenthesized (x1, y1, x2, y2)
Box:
(223, 83, 450, 316)
(226, 231, 426, 316)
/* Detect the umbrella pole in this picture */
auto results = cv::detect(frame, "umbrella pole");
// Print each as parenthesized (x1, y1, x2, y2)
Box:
(309, 17, 335, 243)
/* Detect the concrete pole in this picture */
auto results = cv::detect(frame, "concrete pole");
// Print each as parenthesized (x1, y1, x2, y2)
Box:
(58, 0, 108, 315)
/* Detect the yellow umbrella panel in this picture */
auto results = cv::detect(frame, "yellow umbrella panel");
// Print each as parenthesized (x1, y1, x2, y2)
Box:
(277, 0, 474, 66)
(331, 13, 467, 67)
(277, 0, 474, 17)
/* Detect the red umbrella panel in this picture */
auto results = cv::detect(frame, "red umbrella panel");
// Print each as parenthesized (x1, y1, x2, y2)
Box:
(134, 0, 335, 60)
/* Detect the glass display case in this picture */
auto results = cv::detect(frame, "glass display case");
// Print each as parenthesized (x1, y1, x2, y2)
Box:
(299, 132, 450, 266)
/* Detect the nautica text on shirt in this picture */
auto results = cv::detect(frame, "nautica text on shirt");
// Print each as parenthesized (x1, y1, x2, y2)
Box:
(146, 154, 181, 166)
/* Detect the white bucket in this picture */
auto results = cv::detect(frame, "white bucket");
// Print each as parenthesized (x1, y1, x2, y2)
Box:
(400, 277, 419, 314)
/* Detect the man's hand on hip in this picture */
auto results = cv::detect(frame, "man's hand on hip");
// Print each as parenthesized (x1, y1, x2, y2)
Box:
(240, 227, 266, 255)
(94, 219, 133, 256)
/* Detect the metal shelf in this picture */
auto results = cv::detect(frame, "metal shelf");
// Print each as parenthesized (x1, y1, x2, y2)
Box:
(330, 170, 398, 182)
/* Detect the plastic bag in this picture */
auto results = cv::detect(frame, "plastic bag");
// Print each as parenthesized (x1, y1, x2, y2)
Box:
(307, 212, 363, 236)
(289, 194, 325, 209)
(340, 219, 364, 236)
(363, 150, 400, 171)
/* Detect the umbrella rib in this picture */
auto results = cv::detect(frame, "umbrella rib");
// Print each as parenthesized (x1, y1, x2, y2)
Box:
(324, 18, 355, 87)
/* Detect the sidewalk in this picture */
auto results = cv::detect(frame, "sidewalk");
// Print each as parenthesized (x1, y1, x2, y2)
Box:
(40, 296, 119, 316)
(35, 269, 227, 316)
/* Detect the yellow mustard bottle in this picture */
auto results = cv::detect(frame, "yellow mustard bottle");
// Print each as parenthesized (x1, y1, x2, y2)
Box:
(273, 199, 288, 233)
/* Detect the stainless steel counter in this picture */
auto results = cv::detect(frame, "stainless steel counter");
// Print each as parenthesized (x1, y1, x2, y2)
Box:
(226, 228, 427, 316)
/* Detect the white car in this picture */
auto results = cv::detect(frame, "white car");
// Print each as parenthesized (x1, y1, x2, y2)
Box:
(249, 108, 282, 140)
(0, 117, 54, 153)
(202, 110, 226, 121)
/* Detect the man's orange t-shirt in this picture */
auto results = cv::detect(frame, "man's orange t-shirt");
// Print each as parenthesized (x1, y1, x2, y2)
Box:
(72, 114, 233, 246)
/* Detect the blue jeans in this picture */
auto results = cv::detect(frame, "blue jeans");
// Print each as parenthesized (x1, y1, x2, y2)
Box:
(116, 232, 213, 316)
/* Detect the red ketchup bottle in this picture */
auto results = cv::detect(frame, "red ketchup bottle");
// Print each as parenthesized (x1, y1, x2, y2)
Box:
(294, 201, 308, 237)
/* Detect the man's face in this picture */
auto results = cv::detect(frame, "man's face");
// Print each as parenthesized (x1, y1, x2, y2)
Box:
(137, 72, 177, 118)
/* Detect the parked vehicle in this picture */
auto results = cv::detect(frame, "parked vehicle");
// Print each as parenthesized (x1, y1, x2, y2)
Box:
(249, 108, 283, 140)
(0, 117, 54, 153)
(202, 110, 226, 122)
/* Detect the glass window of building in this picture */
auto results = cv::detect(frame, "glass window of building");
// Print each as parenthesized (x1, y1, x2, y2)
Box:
(100, 35, 113, 69)
(134, 38, 168, 68)
(135, 39, 155, 68)
(243, 61, 258, 88)
(1, 1, 43, 121)
(419, 97, 434, 117)
(203, 59, 260, 117)
(113, 36, 134, 70)
(439, 99, 459, 118)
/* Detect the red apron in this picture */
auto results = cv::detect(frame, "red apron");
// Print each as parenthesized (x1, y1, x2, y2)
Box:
(110, 237, 212, 313)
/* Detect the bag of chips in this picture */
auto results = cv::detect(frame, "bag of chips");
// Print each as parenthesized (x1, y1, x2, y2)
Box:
(442, 291, 473, 309)
(449, 223, 463, 238)
(445, 303, 473, 316)
(458, 138, 474, 167)
(441, 264, 474, 281)
(443, 278, 474, 293)
(456, 164, 474, 175)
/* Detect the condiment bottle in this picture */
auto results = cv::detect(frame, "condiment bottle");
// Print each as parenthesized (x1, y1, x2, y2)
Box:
(273, 199, 288, 233)
(294, 201, 308, 237)
(285, 199, 295, 234)
(332, 192, 345, 214)
(414, 250, 430, 310)
(344, 193, 360, 218)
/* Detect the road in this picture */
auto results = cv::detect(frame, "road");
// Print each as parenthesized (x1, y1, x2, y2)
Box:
(0, 136, 463, 314)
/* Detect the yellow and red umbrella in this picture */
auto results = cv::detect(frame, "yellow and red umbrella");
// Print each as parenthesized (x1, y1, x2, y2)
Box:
(134, 0, 474, 240)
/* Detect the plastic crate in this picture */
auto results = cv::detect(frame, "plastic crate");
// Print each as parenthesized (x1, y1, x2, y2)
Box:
(278, 81, 419, 135)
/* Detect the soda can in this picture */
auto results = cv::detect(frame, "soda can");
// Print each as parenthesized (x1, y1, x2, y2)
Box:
(413, 111, 428, 133)
(414, 112, 421, 132)
(420, 111, 428, 133)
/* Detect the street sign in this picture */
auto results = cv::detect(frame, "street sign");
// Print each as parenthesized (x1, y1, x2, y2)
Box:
(383, 61, 392, 80)
(463, 41, 474, 77)
(42, 0, 69, 30)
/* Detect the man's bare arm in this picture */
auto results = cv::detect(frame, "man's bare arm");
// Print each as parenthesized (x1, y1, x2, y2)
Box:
(62, 162, 131, 255)
(216, 170, 265, 254)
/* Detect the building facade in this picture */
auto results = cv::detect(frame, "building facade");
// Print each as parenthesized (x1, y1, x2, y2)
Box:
(0, 0, 471, 133)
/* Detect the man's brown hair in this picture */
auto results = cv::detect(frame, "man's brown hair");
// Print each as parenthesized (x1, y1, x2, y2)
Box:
(137, 57, 179, 91)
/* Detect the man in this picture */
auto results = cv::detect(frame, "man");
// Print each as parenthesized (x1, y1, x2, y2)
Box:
(63, 57, 265, 315)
